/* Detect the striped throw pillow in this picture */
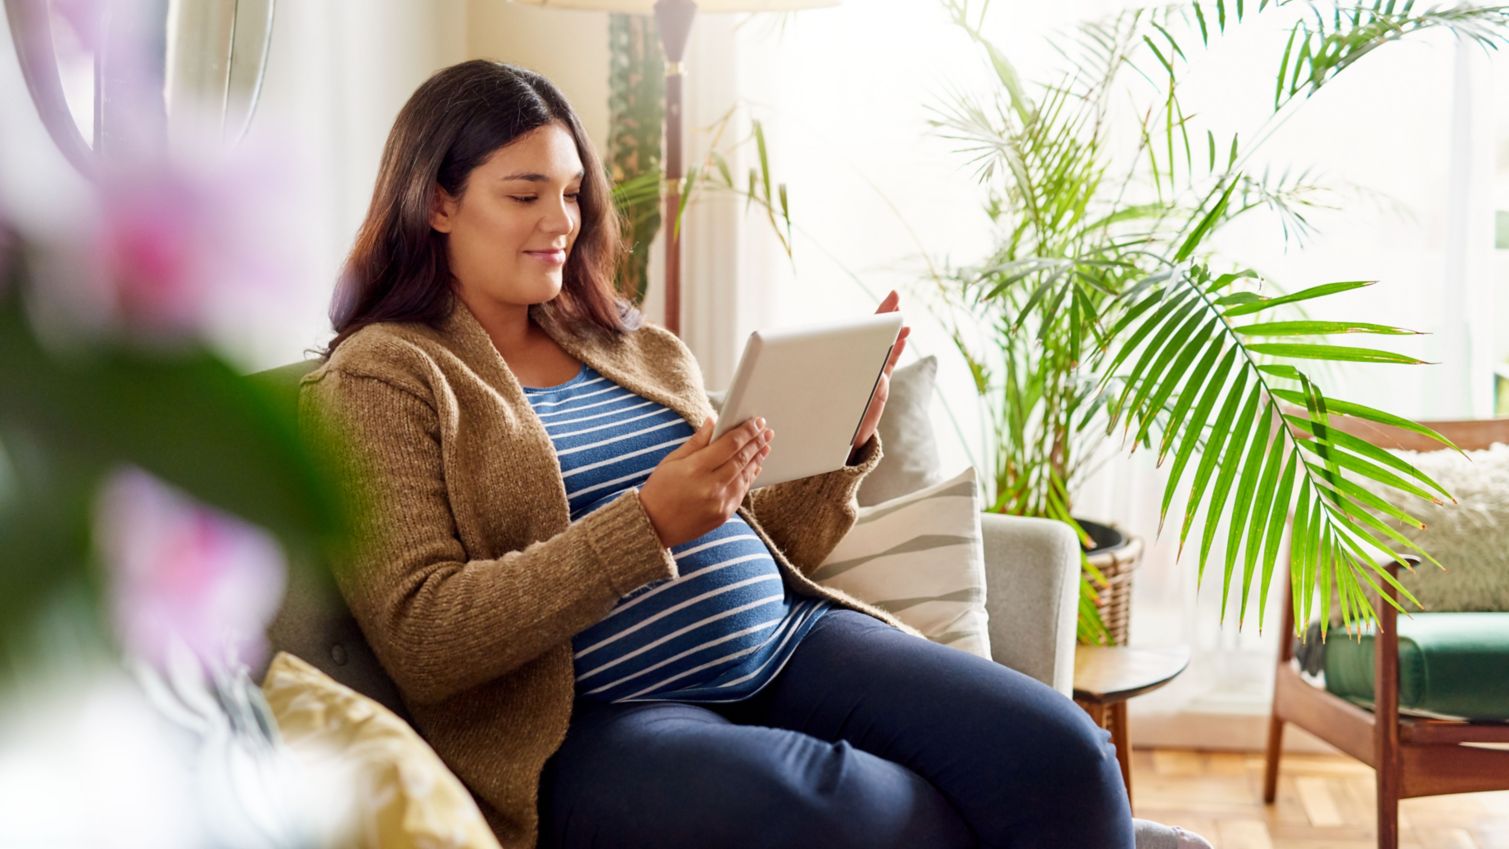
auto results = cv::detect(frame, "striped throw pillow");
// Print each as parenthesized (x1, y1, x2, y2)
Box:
(813, 466, 991, 658)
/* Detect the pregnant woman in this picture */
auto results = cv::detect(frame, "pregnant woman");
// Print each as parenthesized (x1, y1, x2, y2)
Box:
(303, 59, 1210, 849)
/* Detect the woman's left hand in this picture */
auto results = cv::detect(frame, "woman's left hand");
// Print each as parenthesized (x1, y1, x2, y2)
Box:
(851, 290, 910, 459)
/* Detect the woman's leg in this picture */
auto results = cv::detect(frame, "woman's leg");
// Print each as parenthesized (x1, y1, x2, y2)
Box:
(717, 608, 1135, 849)
(538, 696, 976, 849)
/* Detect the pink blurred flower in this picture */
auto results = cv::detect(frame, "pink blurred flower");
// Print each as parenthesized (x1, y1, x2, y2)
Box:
(3, 0, 312, 356)
(21, 133, 313, 356)
(95, 466, 287, 671)
(96, 144, 302, 341)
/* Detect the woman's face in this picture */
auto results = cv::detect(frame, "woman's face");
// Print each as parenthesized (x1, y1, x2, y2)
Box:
(432, 121, 585, 309)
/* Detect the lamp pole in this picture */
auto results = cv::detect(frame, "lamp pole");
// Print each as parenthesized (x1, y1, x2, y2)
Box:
(653, 0, 696, 337)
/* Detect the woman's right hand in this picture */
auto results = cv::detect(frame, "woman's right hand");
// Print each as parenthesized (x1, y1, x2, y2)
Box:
(638, 416, 774, 550)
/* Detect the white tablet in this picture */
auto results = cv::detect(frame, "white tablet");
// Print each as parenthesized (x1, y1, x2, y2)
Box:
(712, 311, 904, 489)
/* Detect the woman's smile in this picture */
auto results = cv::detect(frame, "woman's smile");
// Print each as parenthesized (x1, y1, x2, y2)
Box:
(525, 248, 567, 266)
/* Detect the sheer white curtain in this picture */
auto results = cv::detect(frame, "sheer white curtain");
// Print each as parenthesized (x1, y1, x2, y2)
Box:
(692, 0, 1509, 750)
(235, 1, 470, 370)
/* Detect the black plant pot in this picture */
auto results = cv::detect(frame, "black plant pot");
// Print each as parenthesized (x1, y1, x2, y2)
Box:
(1076, 518, 1128, 556)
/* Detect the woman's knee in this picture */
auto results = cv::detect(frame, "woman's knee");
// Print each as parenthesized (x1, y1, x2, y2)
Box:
(737, 736, 974, 849)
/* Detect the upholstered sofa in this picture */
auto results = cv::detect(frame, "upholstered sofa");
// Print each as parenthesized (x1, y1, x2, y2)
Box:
(253, 358, 1083, 714)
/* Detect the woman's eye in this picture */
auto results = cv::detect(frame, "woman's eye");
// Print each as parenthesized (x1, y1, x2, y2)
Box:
(566, 192, 581, 203)
(510, 196, 537, 204)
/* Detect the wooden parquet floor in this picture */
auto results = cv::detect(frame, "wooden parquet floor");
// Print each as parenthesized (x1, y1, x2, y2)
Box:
(1131, 749, 1509, 849)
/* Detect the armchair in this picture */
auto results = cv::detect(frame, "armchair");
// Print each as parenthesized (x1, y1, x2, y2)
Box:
(1262, 416, 1509, 849)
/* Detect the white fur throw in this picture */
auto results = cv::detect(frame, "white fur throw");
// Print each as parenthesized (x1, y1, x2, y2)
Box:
(1358, 441, 1509, 613)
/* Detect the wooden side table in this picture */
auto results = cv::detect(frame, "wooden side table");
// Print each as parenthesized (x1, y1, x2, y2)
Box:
(1072, 645, 1191, 806)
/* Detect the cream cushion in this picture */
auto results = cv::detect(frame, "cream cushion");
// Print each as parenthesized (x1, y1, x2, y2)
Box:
(814, 466, 991, 658)
(260, 651, 502, 849)
(1358, 441, 1509, 613)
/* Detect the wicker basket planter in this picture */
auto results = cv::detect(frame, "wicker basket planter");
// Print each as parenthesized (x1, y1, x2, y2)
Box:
(1079, 519, 1143, 646)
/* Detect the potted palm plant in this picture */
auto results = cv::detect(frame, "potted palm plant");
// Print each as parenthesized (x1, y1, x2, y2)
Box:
(926, 0, 1509, 643)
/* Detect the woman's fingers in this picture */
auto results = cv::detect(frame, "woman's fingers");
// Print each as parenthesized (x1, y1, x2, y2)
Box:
(886, 328, 909, 372)
(738, 442, 770, 493)
(703, 417, 764, 469)
(875, 290, 908, 376)
(673, 417, 715, 457)
(715, 424, 772, 483)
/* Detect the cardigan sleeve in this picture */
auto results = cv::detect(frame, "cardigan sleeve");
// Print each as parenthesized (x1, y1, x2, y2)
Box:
(744, 430, 884, 577)
(300, 368, 679, 706)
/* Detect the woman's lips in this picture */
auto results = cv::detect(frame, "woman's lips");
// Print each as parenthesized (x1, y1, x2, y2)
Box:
(525, 249, 567, 266)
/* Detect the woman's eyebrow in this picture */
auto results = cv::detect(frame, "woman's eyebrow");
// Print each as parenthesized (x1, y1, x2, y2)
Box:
(498, 170, 586, 182)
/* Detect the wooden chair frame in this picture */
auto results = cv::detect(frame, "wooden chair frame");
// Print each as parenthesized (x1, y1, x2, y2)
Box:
(1262, 417, 1509, 849)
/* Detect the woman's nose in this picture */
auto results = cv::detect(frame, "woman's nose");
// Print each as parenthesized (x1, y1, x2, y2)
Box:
(542, 197, 576, 235)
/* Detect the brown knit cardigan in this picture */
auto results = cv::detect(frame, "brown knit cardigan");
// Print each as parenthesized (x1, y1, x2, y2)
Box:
(298, 298, 921, 848)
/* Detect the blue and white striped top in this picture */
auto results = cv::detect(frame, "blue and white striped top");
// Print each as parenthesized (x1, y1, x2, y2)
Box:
(521, 362, 829, 703)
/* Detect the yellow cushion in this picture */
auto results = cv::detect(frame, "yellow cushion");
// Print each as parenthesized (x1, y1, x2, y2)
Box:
(260, 651, 502, 849)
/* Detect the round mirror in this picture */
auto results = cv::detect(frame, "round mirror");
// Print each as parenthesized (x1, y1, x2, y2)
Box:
(4, 0, 276, 173)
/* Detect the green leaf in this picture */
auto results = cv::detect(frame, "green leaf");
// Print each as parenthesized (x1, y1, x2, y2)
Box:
(1317, 523, 1335, 634)
(1178, 370, 1249, 546)
(1218, 398, 1274, 620)
(1222, 280, 1374, 318)
(1107, 270, 1178, 339)
(0, 304, 346, 554)
(1290, 483, 1312, 631)
(712, 151, 734, 187)
(1319, 485, 1439, 570)
(1143, 35, 1174, 75)
(1243, 342, 1428, 365)
(1283, 414, 1452, 500)
(1155, 331, 1229, 462)
(1270, 390, 1458, 449)
(1175, 178, 1238, 261)
(1256, 451, 1299, 630)
(1192, 384, 1261, 575)
(1295, 439, 1440, 507)
(678, 166, 701, 238)
(1212, 287, 1262, 306)
(1158, 345, 1238, 525)
(1329, 528, 1426, 611)
(1132, 315, 1222, 448)
(1237, 429, 1288, 627)
(1276, 25, 1299, 108)
(1258, 363, 1305, 381)
(753, 120, 773, 208)
(1234, 320, 1418, 337)
(1113, 300, 1208, 428)
(1102, 286, 1199, 396)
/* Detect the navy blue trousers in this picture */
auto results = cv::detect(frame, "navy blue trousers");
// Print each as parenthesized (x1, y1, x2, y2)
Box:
(539, 608, 1134, 849)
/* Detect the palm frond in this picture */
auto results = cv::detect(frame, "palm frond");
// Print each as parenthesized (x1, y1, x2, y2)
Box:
(1275, 3, 1509, 108)
(1100, 263, 1454, 632)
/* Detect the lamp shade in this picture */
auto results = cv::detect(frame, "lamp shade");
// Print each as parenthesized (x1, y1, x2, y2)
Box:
(510, 0, 837, 12)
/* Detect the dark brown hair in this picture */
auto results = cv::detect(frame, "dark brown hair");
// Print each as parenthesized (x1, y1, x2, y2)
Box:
(319, 60, 640, 359)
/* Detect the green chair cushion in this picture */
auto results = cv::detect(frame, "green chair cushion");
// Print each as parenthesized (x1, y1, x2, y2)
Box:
(1323, 612, 1509, 721)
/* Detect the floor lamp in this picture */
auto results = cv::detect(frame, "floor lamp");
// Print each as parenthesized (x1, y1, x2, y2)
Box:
(510, 0, 837, 337)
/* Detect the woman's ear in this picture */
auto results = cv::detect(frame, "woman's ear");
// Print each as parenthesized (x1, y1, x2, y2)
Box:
(429, 186, 457, 233)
